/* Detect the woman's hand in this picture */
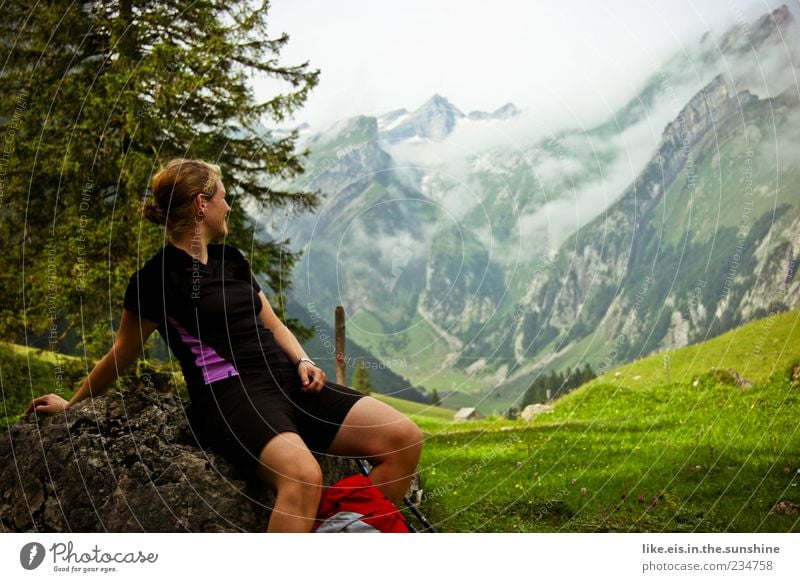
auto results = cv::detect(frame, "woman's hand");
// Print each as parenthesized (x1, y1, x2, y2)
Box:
(298, 361, 326, 393)
(25, 393, 70, 415)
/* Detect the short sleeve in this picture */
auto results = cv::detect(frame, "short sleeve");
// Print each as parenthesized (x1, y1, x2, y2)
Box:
(224, 244, 262, 293)
(123, 266, 164, 324)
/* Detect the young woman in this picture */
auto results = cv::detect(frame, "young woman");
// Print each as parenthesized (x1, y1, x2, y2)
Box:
(26, 158, 424, 532)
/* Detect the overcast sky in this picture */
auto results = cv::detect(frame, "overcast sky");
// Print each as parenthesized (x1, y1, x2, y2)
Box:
(252, 0, 790, 130)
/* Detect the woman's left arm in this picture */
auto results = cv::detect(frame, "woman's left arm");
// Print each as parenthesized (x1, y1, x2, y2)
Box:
(256, 290, 327, 393)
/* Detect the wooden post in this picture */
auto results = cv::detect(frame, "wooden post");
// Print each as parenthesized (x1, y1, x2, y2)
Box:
(664, 354, 671, 384)
(335, 306, 346, 385)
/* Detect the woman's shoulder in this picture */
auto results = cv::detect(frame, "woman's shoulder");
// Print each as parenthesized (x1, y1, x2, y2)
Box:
(209, 242, 247, 262)
(128, 246, 171, 280)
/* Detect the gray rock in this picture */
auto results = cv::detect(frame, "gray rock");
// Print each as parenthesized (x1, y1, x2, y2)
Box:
(709, 368, 755, 389)
(520, 404, 554, 422)
(0, 387, 362, 532)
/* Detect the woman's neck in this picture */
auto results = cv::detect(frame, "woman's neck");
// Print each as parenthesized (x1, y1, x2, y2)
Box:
(167, 230, 211, 265)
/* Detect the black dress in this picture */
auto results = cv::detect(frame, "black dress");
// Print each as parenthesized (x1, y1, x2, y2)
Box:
(123, 242, 364, 471)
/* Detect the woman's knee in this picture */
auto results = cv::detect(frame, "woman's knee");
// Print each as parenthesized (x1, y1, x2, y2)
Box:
(402, 419, 424, 459)
(282, 459, 323, 489)
(256, 433, 323, 490)
(266, 456, 322, 488)
(263, 456, 322, 511)
(382, 417, 424, 461)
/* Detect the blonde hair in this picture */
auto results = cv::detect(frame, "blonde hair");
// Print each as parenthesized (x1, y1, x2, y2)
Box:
(143, 158, 222, 233)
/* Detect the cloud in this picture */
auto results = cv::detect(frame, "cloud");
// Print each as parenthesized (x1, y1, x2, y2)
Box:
(378, 56, 723, 250)
(513, 19, 800, 250)
(727, 30, 800, 99)
(262, 1, 800, 287)
(515, 115, 666, 249)
(262, 0, 789, 129)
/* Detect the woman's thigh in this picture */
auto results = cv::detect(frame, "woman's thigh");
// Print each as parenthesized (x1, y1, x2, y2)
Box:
(322, 396, 423, 459)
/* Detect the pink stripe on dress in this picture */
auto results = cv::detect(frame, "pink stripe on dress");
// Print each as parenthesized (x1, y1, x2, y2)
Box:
(167, 316, 239, 384)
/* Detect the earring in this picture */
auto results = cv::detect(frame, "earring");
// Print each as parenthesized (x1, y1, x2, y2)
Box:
(197, 210, 205, 219)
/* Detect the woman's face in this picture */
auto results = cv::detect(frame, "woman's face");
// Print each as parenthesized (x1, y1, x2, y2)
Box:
(201, 178, 231, 239)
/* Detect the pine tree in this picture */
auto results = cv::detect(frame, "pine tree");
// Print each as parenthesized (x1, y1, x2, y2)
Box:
(504, 406, 518, 420)
(352, 359, 373, 395)
(582, 363, 596, 384)
(430, 388, 442, 407)
(0, 1, 319, 357)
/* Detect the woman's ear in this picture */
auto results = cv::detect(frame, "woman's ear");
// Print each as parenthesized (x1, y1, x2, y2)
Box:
(194, 193, 207, 214)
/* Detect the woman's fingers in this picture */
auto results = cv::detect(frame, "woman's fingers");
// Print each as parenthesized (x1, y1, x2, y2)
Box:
(25, 394, 67, 415)
(298, 364, 311, 389)
(308, 369, 326, 393)
(308, 366, 326, 391)
(25, 395, 47, 414)
(304, 371, 321, 393)
(298, 365, 326, 393)
(26, 395, 53, 414)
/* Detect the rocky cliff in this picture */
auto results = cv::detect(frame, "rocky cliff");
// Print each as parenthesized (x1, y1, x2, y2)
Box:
(517, 79, 799, 383)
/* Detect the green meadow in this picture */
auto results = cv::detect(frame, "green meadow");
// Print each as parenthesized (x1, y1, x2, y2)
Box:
(387, 310, 800, 532)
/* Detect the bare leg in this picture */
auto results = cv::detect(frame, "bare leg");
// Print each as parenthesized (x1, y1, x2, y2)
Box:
(323, 397, 423, 507)
(256, 432, 322, 532)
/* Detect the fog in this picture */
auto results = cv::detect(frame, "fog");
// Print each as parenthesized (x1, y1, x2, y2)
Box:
(377, 8, 799, 253)
(261, 0, 790, 129)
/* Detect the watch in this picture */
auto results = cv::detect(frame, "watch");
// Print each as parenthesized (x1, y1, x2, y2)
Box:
(296, 357, 316, 368)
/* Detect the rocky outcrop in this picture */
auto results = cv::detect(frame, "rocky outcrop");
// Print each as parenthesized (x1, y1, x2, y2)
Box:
(520, 404, 554, 422)
(0, 387, 362, 533)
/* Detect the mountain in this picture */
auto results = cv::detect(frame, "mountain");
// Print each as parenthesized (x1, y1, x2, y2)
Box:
(506, 6, 800, 394)
(378, 94, 465, 141)
(263, 5, 800, 411)
(375, 96, 522, 141)
(511, 74, 799, 393)
(468, 102, 521, 120)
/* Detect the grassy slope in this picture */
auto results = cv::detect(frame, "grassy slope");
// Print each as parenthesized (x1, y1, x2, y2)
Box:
(0, 343, 86, 428)
(372, 393, 455, 427)
(592, 309, 800, 387)
(349, 308, 488, 398)
(417, 309, 800, 532)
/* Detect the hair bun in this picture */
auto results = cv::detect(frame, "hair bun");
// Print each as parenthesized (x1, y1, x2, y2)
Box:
(142, 200, 167, 226)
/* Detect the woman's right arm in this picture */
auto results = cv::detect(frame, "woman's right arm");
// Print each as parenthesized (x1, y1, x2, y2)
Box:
(24, 309, 160, 415)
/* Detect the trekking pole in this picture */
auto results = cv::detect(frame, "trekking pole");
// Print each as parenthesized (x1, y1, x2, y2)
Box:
(356, 459, 437, 533)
